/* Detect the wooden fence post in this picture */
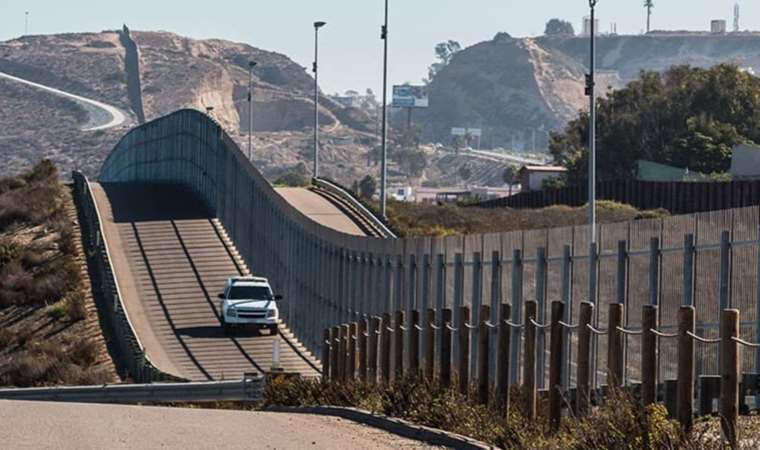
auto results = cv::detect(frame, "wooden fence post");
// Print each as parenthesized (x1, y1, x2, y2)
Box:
(577, 301, 593, 416)
(458, 306, 471, 395)
(496, 303, 511, 415)
(549, 301, 565, 433)
(358, 319, 367, 382)
(678, 305, 695, 431)
(441, 308, 453, 388)
(478, 305, 491, 404)
(524, 300, 538, 420)
(322, 328, 331, 381)
(368, 316, 379, 384)
(641, 305, 658, 406)
(330, 326, 340, 382)
(381, 313, 391, 384)
(608, 303, 624, 388)
(348, 322, 357, 380)
(720, 309, 740, 448)
(410, 310, 420, 375)
(425, 308, 435, 381)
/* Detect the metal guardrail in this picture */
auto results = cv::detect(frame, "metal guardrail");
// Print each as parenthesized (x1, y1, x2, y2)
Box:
(72, 171, 184, 383)
(313, 177, 397, 239)
(0, 375, 263, 404)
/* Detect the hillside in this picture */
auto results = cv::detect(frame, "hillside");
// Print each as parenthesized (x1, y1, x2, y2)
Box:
(0, 161, 116, 387)
(0, 29, 377, 184)
(420, 32, 760, 148)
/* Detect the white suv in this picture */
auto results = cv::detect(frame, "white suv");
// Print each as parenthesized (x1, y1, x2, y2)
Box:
(218, 276, 280, 335)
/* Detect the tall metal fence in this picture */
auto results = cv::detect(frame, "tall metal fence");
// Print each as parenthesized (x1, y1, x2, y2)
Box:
(98, 109, 760, 392)
(477, 178, 760, 215)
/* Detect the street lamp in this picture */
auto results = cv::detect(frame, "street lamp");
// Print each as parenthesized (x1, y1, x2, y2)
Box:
(25, 12, 29, 36)
(313, 21, 327, 178)
(248, 61, 257, 161)
(380, 0, 389, 218)
(587, 0, 598, 250)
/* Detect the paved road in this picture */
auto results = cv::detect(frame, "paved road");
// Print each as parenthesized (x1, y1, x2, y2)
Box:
(0, 400, 443, 450)
(90, 182, 319, 380)
(277, 187, 366, 236)
(0, 70, 128, 131)
(467, 148, 547, 166)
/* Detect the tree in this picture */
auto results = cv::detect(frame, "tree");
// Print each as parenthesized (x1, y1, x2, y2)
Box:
(493, 32, 512, 42)
(426, 40, 462, 83)
(550, 64, 759, 183)
(544, 19, 575, 36)
(435, 40, 462, 65)
(644, 0, 654, 33)
(358, 175, 377, 199)
(395, 149, 428, 178)
(452, 135, 465, 154)
(502, 166, 517, 196)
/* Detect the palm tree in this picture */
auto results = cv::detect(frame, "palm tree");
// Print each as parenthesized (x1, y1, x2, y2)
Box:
(644, 0, 654, 33)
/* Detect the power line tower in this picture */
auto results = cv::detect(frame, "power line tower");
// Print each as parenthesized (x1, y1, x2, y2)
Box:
(734, 2, 740, 33)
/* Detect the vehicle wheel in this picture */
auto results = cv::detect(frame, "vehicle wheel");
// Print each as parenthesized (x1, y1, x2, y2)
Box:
(269, 324, 278, 335)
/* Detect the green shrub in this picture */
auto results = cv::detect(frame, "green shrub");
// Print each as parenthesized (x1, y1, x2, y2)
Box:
(45, 300, 69, 320)
(0, 240, 19, 268)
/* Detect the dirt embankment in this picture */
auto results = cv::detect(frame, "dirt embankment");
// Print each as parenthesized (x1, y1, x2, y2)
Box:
(0, 161, 117, 387)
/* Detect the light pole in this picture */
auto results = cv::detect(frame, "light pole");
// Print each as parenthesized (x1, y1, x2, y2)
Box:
(586, 0, 598, 251)
(25, 12, 29, 35)
(380, 0, 389, 218)
(248, 60, 257, 161)
(313, 21, 327, 178)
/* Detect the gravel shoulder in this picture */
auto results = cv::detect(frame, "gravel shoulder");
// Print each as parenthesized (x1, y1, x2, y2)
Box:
(0, 400, 446, 449)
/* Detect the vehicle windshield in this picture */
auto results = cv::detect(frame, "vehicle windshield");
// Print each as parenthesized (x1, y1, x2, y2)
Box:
(227, 286, 273, 300)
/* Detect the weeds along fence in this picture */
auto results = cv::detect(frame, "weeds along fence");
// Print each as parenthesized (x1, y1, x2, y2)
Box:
(97, 110, 760, 398)
(321, 302, 757, 445)
(72, 171, 185, 383)
(476, 179, 760, 215)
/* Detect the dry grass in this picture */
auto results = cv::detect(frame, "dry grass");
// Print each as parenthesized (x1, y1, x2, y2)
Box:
(264, 376, 759, 449)
(386, 200, 669, 237)
(0, 160, 115, 387)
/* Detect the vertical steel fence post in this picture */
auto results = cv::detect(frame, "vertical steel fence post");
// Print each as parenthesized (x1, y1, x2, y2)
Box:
(560, 245, 572, 390)
(471, 252, 483, 378)
(510, 249, 523, 385)
(536, 247, 547, 390)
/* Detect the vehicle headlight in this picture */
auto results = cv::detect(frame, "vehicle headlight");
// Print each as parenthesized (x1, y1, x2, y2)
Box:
(266, 309, 277, 319)
(226, 307, 237, 317)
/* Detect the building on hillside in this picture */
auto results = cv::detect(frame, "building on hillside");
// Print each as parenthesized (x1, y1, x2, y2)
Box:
(730, 143, 760, 179)
(581, 16, 600, 36)
(518, 166, 567, 191)
(408, 186, 517, 204)
(711, 20, 727, 34)
(331, 95, 363, 108)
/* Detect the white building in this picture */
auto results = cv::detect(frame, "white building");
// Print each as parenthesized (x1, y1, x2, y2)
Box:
(711, 20, 727, 34)
(581, 16, 600, 36)
(518, 165, 567, 191)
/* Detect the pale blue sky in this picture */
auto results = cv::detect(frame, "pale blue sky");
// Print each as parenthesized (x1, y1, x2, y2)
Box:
(1, 1, 755, 94)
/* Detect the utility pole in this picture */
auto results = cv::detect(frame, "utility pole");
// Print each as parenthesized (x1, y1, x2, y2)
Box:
(248, 61, 257, 161)
(380, 0, 389, 218)
(313, 21, 327, 178)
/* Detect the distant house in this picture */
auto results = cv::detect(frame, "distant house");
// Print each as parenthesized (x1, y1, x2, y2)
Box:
(730, 143, 760, 179)
(518, 166, 567, 191)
